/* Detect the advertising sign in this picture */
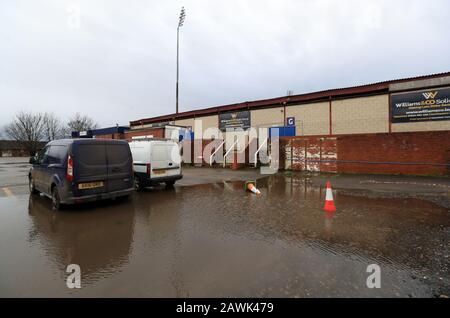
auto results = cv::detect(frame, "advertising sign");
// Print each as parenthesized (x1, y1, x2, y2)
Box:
(391, 87, 450, 123)
(219, 110, 251, 131)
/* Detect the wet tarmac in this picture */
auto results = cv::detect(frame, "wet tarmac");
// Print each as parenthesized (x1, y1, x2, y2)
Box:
(0, 174, 449, 297)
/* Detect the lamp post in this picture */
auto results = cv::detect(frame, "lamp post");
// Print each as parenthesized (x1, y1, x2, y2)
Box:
(176, 7, 186, 114)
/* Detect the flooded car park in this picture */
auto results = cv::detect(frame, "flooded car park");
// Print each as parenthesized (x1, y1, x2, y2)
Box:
(0, 167, 449, 297)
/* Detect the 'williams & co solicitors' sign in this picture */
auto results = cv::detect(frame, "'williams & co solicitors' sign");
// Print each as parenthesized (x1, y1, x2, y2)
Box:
(391, 87, 450, 123)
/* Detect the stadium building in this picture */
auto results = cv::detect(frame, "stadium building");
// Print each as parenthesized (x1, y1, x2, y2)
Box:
(128, 72, 450, 176)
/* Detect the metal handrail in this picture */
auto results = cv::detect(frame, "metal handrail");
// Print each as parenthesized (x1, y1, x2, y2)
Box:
(254, 138, 268, 167)
(223, 140, 239, 167)
(209, 140, 225, 166)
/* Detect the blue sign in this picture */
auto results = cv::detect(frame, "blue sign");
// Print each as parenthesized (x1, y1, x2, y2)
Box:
(286, 117, 295, 126)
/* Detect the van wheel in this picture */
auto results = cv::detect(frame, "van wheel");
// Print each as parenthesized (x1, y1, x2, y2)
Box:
(51, 187, 62, 210)
(165, 181, 175, 188)
(29, 177, 39, 195)
(135, 177, 144, 191)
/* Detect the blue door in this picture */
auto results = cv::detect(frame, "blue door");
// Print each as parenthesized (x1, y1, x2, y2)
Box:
(269, 126, 296, 138)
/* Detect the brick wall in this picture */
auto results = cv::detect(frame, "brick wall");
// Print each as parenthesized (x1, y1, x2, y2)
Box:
(392, 121, 450, 133)
(282, 131, 450, 176)
(337, 131, 450, 175)
(332, 94, 389, 134)
(281, 137, 338, 172)
(183, 138, 251, 166)
(447, 149, 450, 176)
(0, 149, 29, 157)
(285, 102, 330, 136)
(184, 139, 218, 165)
(175, 118, 195, 128)
(251, 107, 284, 128)
(195, 115, 219, 135)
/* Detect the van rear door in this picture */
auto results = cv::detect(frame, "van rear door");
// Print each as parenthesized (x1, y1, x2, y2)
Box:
(72, 140, 108, 196)
(150, 142, 181, 178)
(105, 142, 133, 192)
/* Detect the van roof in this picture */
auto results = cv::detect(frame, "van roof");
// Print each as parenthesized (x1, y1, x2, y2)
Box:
(46, 139, 129, 146)
(129, 139, 177, 144)
(130, 137, 172, 142)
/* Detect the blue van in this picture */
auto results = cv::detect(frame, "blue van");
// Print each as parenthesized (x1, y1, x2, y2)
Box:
(29, 139, 134, 210)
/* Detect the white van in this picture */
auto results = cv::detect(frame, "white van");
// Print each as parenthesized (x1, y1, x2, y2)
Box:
(129, 138, 183, 190)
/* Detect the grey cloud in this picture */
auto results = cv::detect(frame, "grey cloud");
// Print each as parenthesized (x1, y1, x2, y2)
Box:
(0, 0, 449, 130)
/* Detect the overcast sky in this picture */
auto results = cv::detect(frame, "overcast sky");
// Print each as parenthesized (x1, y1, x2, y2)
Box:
(1, 0, 449, 131)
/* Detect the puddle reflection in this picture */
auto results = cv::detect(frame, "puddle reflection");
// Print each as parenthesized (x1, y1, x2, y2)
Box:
(0, 174, 447, 297)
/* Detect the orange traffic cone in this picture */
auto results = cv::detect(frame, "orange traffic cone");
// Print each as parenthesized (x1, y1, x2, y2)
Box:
(247, 182, 261, 195)
(324, 181, 336, 212)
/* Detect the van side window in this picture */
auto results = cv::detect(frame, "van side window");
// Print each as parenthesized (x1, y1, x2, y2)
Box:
(48, 145, 67, 164)
(36, 147, 50, 164)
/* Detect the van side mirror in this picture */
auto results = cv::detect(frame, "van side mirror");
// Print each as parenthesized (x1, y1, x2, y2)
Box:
(29, 156, 37, 164)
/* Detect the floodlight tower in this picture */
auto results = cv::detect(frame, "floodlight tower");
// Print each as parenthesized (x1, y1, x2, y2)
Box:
(176, 7, 186, 114)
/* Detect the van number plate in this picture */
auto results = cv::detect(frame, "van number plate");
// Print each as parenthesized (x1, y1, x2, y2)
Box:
(153, 169, 166, 175)
(78, 181, 104, 189)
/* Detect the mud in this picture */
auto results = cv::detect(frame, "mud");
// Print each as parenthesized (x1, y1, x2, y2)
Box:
(0, 174, 449, 297)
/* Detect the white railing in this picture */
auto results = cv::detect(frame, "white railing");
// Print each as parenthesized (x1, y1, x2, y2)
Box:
(223, 140, 239, 167)
(254, 138, 268, 167)
(209, 140, 225, 166)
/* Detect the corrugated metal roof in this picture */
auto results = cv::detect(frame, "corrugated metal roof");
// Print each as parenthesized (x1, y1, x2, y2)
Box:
(130, 71, 450, 126)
